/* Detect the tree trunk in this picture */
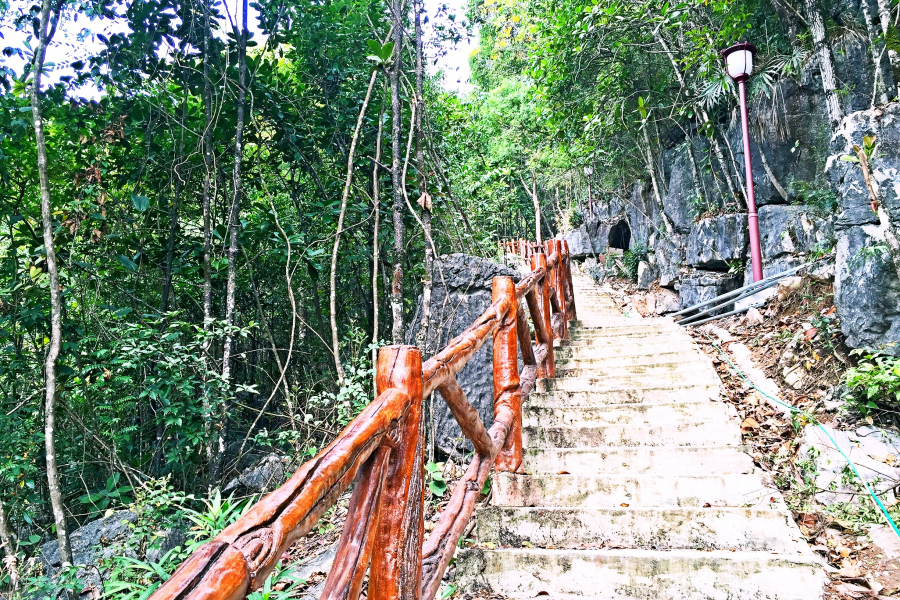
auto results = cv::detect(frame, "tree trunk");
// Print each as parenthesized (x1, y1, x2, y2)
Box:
(389, 0, 406, 344)
(201, 0, 216, 480)
(875, 0, 900, 82)
(218, 0, 248, 481)
(804, 0, 844, 130)
(30, 0, 73, 570)
(372, 83, 387, 386)
(414, 0, 434, 352)
(654, 32, 740, 204)
(0, 498, 19, 591)
(861, 0, 897, 104)
(641, 124, 666, 209)
(330, 69, 380, 385)
(160, 84, 186, 314)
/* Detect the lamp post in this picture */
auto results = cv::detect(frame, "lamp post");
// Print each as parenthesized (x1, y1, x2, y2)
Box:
(583, 165, 594, 220)
(722, 42, 764, 283)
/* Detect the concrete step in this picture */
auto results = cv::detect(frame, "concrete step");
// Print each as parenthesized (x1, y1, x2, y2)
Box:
(522, 400, 735, 428)
(456, 548, 825, 600)
(554, 342, 700, 360)
(476, 506, 809, 553)
(554, 362, 717, 380)
(522, 419, 741, 448)
(537, 370, 720, 393)
(523, 446, 756, 475)
(570, 323, 680, 335)
(556, 351, 706, 369)
(560, 333, 693, 346)
(527, 384, 719, 407)
(492, 472, 779, 508)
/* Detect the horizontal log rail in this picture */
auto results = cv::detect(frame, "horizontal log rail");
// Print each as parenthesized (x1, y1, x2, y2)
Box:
(146, 239, 577, 600)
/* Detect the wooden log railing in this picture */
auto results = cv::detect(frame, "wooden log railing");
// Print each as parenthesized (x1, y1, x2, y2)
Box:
(147, 239, 577, 600)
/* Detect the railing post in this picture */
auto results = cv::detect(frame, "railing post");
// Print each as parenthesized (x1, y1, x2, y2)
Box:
(562, 240, 577, 322)
(369, 345, 425, 600)
(492, 276, 523, 473)
(532, 253, 555, 379)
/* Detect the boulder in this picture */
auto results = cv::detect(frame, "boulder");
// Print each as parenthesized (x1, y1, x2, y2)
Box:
(799, 424, 900, 505)
(827, 103, 900, 355)
(653, 288, 681, 314)
(686, 214, 749, 270)
(408, 254, 522, 456)
(757, 205, 835, 259)
(636, 261, 656, 290)
(834, 224, 900, 354)
(678, 270, 743, 313)
(560, 224, 601, 259)
(40, 510, 140, 597)
(223, 453, 288, 493)
(654, 232, 686, 288)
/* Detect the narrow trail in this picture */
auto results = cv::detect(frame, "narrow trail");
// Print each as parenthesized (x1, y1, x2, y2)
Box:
(456, 270, 826, 599)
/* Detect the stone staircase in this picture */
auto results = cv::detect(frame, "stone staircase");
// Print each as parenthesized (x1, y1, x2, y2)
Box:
(457, 272, 825, 599)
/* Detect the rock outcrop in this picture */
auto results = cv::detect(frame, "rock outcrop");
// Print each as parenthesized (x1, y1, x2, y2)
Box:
(827, 102, 900, 354)
(408, 254, 522, 456)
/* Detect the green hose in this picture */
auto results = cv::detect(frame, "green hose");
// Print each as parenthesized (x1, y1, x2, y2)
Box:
(705, 336, 900, 541)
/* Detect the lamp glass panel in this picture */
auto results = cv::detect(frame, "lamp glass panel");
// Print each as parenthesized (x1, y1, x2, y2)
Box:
(726, 49, 753, 78)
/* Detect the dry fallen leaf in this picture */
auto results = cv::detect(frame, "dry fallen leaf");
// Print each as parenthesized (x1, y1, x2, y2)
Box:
(741, 417, 760, 432)
(620, 503, 630, 507)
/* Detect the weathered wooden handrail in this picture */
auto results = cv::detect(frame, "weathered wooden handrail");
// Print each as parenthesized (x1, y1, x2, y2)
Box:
(148, 238, 576, 600)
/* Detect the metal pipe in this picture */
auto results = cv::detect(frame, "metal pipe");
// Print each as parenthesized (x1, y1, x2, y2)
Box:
(738, 78, 764, 283)
(683, 302, 766, 327)
(677, 279, 780, 325)
(670, 258, 827, 317)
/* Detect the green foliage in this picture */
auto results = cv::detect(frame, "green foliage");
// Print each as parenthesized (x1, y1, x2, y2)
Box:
(426, 461, 448, 497)
(844, 349, 900, 415)
(78, 473, 133, 520)
(620, 243, 649, 281)
(789, 181, 839, 215)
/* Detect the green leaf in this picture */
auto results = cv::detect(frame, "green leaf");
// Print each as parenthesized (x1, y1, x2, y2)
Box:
(131, 193, 150, 212)
(117, 255, 138, 272)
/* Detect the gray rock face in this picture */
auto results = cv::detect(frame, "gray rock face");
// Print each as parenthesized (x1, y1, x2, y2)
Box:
(662, 148, 699, 234)
(686, 214, 749, 270)
(758, 205, 835, 259)
(40, 510, 138, 570)
(828, 103, 900, 355)
(626, 181, 657, 248)
(678, 270, 743, 312)
(408, 254, 522, 456)
(560, 225, 596, 259)
(636, 261, 657, 290)
(223, 453, 287, 493)
(654, 232, 686, 288)
(834, 225, 900, 353)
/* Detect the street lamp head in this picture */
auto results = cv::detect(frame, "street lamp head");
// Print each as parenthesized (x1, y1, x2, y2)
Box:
(721, 42, 756, 82)
(583, 165, 594, 177)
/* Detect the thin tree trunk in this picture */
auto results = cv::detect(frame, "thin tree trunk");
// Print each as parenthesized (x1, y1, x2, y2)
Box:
(654, 33, 740, 204)
(30, 0, 73, 570)
(389, 0, 406, 344)
(861, 0, 896, 104)
(372, 83, 387, 386)
(641, 125, 666, 209)
(804, 0, 844, 130)
(202, 0, 216, 476)
(161, 85, 187, 314)
(757, 141, 789, 201)
(218, 0, 248, 481)
(875, 0, 900, 81)
(414, 0, 434, 352)
(330, 69, 380, 385)
(0, 498, 19, 591)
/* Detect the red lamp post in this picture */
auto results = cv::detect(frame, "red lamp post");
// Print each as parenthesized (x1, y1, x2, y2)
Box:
(722, 42, 764, 283)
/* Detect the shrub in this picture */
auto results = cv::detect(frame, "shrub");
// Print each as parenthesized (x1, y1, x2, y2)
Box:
(620, 243, 649, 281)
(844, 349, 900, 415)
